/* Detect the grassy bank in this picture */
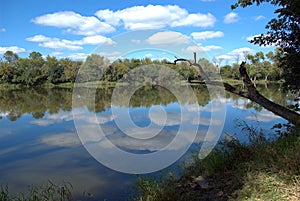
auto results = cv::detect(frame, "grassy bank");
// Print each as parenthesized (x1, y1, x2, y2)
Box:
(0, 181, 94, 201)
(0, 181, 74, 201)
(135, 125, 300, 201)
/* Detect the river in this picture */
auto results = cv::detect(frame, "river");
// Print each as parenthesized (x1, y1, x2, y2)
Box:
(0, 83, 293, 200)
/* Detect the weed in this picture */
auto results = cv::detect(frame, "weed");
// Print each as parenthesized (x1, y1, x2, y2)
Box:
(0, 181, 73, 201)
(134, 124, 300, 201)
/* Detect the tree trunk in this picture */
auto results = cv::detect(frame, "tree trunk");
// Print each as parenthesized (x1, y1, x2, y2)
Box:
(265, 75, 268, 82)
(238, 62, 300, 126)
(172, 54, 300, 126)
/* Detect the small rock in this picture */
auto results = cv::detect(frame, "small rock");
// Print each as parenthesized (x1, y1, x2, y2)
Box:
(217, 190, 224, 197)
(194, 176, 210, 189)
(194, 176, 205, 182)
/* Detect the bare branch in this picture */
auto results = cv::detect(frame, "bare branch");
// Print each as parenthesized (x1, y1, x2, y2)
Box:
(173, 52, 210, 81)
(174, 58, 193, 66)
(171, 53, 300, 126)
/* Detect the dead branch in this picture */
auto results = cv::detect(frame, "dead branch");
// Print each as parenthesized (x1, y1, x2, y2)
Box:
(172, 52, 300, 126)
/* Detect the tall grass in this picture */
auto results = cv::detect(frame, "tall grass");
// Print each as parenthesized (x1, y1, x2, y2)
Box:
(0, 181, 73, 201)
(134, 124, 300, 201)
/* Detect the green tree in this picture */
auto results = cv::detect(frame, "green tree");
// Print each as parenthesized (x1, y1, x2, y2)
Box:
(3, 50, 19, 63)
(141, 57, 152, 65)
(198, 58, 218, 80)
(220, 65, 232, 79)
(266, 49, 282, 80)
(0, 62, 14, 83)
(104, 59, 128, 82)
(231, 63, 240, 79)
(10, 52, 45, 86)
(80, 54, 108, 82)
(15, 58, 41, 85)
(246, 52, 266, 81)
(262, 60, 273, 81)
(0, 51, 46, 85)
(129, 58, 141, 69)
(29, 51, 43, 60)
(59, 58, 81, 83)
(232, 0, 300, 88)
(45, 56, 63, 84)
(246, 51, 282, 82)
(178, 61, 199, 81)
(27, 51, 46, 84)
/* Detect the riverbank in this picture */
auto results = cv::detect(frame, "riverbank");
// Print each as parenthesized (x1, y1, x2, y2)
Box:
(0, 79, 284, 90)
(135, 125, 300, 201)
(0, 81, 116, 89)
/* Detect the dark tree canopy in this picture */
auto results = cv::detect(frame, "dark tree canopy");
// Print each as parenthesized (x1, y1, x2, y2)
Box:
(3, 50, 19, 63)
(232, 0, 300, 89)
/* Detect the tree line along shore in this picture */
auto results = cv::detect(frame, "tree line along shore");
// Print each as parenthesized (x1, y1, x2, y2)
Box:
(0, 48, 287, 88)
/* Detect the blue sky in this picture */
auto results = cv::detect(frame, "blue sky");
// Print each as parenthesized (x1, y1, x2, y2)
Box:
(0, 0, 278, 64)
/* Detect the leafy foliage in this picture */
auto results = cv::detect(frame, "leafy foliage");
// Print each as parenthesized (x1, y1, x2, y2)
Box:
(0, 49, 292, 87)
(232, 0, 300, 88)
(0, 51, 83, 86)
(220, 50, 282, 82)
(135, 124, 300, 201)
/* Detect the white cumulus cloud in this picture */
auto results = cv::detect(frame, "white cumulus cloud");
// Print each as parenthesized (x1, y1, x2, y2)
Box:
(0, 46, 26, 54)
(191, 31, 224, 40)
(224, 12, 239, 24)
(40, 133, 81, 147)
(26, 34, 114, 50)
(146, 31, 191, 46)
(172, 13, 216, 27)
(216, 47, 255, 63)
(95, 5, 216, 30)
(216, 54, 232, 60)
(182, 44, 222, 54)
(75, 35, 115, 45)
(26, 35, 82, 50)
(229, 47, 254, 56)
(246, 109, 280, 122)
(66, 53, 89, 60)
(202, 45, 223, 51)
(32, 11, 115, 35)
(254, 15, 265, 21)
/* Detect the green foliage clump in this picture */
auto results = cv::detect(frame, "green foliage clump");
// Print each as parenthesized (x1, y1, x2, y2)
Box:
(0, 181, 73, 201)
(134, 124, 300, 201)
(232, 0, 300, 89)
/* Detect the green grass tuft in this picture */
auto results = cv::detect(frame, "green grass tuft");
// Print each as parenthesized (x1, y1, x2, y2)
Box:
(0, 181, 73, 201)
(134, 125, 300, 201)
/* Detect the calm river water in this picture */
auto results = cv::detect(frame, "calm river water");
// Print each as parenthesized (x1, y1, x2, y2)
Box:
(0, 84, 294, 200)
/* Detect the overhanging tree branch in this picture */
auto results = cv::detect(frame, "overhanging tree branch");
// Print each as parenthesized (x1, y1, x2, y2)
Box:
(172, 52, 300, 126)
